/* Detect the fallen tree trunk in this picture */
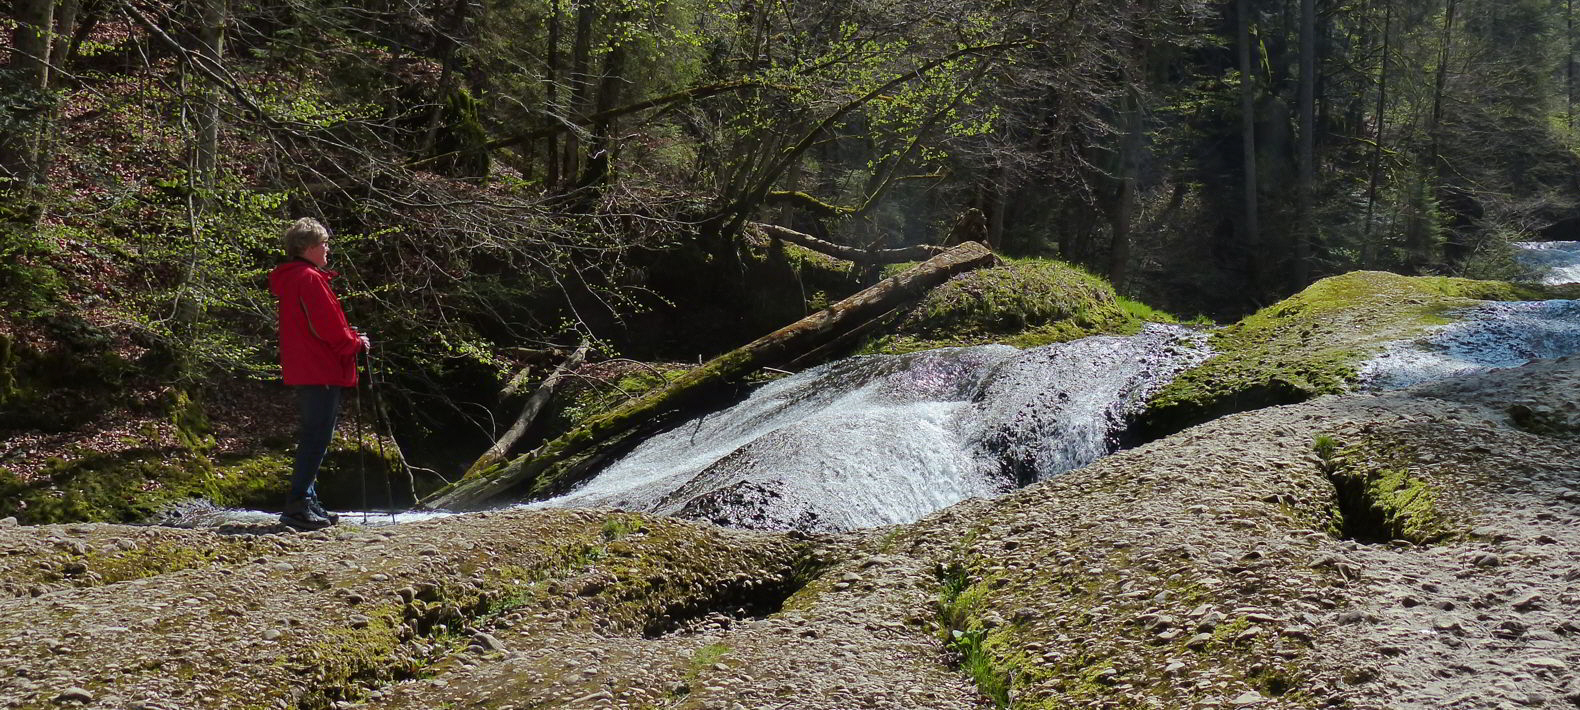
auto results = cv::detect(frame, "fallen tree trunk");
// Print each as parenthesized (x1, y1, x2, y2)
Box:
(461, 341, 590, 479)
(419, 241, 998, 512)
(750, 222, 945, 264)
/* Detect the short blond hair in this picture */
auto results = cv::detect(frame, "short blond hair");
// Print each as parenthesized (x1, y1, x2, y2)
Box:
(283, 217, 330, 258)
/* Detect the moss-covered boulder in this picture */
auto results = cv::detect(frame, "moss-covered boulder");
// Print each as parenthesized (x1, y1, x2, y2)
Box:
(1138, 271, 1569, 439)
(0, 386, 405, 525)
(862, 258, 1168, 354)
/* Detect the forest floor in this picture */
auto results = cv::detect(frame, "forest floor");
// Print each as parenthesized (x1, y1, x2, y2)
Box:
(0, 355, 1577, 709)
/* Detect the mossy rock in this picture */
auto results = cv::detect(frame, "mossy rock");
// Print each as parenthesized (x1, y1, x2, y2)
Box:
(0, 385, 410, 523)
(1319, 434, 1454, 545)
(861, 258, 1166, 355)
(542, 361, 693, 441)
(1138, 271, 1571, 439)
(0, 449, 289, 525)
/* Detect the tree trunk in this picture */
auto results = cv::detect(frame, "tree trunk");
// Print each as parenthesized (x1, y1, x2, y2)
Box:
(422, 0, 475, 158)
(986, 164, 1007, 251)
(419, 241, 1000, 512)
(192, 0, 226, 190)
(545, 0, 562, 187)
(562, 0, 596, 185)
(1109, 89, 1143, 293)
(1296, 0, 1316, 287)
(462, 341, 590, 479)
(1407, 0, 1457, 272)
(575, 17, 632, 189)
(0, 0, 58, 191)
(1362, 0, 1392, 265)
(751, 222, 944, 263)
(1238, 0, 1263, 293)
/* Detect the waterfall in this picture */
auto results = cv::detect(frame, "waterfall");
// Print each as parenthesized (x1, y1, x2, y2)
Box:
(1514, 241, 1580, 285)
(536, 325, 1210, 532)
(1357, 300, 1580, 390)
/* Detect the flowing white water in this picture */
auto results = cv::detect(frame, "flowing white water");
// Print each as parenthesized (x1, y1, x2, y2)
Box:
(150, 498, 454, 529)
(1513, 241, 1580, 285)
(1358, 242, 1580, 389)
(169, 239, 1579, 532)
(1357, 300, 1580, 390)
(536, 325, 1211, 532)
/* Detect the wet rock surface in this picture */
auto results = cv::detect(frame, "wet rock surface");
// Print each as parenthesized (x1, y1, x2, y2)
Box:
(544, 325, 1208, 533)
(1514, 241, 1580, 285)
(0, 355, 1576, 709)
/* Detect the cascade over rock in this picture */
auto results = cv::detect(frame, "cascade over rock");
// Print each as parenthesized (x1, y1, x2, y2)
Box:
(1514, 240, 1580, 285)
(537, 325, 1210, 531)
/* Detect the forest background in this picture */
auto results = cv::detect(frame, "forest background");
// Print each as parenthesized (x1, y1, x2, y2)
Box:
(2, 0, 1578, 521)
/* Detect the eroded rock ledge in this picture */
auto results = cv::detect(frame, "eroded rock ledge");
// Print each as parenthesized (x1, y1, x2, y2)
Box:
(2, 355, 1577, 709)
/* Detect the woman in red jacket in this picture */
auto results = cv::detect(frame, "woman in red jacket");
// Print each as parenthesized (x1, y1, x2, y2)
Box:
(268, 218, 369, 530)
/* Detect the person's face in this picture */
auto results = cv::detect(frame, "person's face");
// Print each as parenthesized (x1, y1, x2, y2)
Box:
(303, 240, 329, 267)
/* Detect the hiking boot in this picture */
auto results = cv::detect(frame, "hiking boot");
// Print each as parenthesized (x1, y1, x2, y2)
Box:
(279, 498, 331, 531)
(307, 497, 340, 525)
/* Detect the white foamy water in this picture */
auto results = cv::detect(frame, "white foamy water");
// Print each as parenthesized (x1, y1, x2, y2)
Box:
(1357, 300, 1580, 390)
(151, 498, 455, 529)
(1514, 241, 1580, 285)
(535, 325, 1210, 532)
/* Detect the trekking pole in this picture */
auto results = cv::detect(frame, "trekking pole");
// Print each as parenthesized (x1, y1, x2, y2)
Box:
(368, 346, 397, 524)
(353, 351, 370, 526)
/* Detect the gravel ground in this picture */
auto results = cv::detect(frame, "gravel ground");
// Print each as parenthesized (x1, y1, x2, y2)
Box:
(1, 355, 1576, 709)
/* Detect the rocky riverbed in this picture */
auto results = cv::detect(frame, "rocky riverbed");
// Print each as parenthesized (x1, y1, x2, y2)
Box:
(2, 354, 1578, 709)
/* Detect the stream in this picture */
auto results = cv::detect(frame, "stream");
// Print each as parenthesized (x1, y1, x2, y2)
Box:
(166, 241, 1580, 532)
(1515, 240, 1580, 285)
(535, 325, 1211, 532)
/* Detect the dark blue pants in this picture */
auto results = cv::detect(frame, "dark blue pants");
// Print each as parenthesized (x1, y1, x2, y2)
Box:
(289, 385, 343, 500)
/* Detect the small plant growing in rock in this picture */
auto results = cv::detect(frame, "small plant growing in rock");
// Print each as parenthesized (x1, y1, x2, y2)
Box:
(1312, 434, 1340, 475)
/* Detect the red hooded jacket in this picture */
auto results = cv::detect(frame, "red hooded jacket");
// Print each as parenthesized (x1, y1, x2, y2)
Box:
(269, 259, 363, 387)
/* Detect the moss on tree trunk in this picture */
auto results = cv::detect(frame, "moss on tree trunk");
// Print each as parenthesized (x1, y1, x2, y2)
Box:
(420, 241, 999, 511)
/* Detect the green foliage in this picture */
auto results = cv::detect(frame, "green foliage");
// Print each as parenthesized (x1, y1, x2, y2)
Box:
(547, 363, 689, 438)
(433, 89, 490, 179)
(1311, 434, 1339, 472)
(679, 642, 731, 691)
(935, 562, 1011, 708)
(0, 218, 65, 320)
(0, 449, 285, 525)
(600, 513, 645, 541)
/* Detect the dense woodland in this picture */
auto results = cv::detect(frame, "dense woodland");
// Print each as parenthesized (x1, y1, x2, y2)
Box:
(2, 0, 1579, 508)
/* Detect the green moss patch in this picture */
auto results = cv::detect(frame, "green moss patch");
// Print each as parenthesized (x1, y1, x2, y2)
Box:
(0, 449, 289, 525)
(0, 331, 129, 431)
(862, 258, 1166, 355)
(545, 362, 692, 440)
(1139, 271, 1568, 439)
(1317, 434, 1453, 545)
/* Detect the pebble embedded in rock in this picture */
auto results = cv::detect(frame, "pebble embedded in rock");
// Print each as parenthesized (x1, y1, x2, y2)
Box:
(1524, 657, 1567, 672)
(1510, 592, 1542, 611)
(54, 687, 94, 703)
(470, 631, 506, 652)
(1232, 690, 1266, 705)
